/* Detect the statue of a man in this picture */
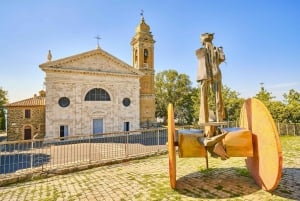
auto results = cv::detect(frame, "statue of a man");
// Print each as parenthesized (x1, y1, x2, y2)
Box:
(196, 33, 225, 125)
(196, 33, 228, 160)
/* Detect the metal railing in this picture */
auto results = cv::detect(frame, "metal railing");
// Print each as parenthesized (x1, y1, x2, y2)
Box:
(224, 121, 300, 135)
(276, 122, 300, 136)
(177, 121, 300, 136)
(0, 121, 299, 184)
(0, 129, 168, 181)
(224, 121, 300, 136)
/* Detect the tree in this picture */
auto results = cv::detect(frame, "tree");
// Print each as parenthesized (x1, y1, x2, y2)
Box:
(268, 101, 288, 123)
(254, 84, 297, 123)
(155, 70, 192, 124)
(283, 89, 300, 122)
(191, 87, 200, 124)
(191, 84, 243, 124)
(254, 83, 275, 106)
(0, 87, 8, 131)
(283, 89, 300, 104)
(222, 85, 244, 121)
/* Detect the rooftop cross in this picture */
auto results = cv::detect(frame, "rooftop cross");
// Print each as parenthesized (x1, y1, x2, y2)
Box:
(95, 35, 101, 49)
(140, 9, 144, 19)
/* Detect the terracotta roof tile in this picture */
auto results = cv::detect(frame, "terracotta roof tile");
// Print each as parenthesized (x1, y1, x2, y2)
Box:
(7, 96, 45, 107)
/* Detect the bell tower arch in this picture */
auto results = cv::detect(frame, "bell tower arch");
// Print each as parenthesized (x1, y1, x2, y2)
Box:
(131, 13, 156, 127)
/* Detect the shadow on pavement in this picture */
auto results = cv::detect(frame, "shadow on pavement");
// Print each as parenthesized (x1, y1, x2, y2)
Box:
(273, 168, 300, 200)
(175, 167, 259, 199)
(175, 167, 300, 200)
(0, 153, 50, 174)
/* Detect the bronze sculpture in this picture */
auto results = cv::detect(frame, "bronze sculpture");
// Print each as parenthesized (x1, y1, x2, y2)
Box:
(196, 33, 225, 131)
(167, 33, 282, 191)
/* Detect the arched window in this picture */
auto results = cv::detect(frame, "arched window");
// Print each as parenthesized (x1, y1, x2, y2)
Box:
(144, 49, 148, 63)
(85, 88, 111, 101)
(135, 49, 138, 63)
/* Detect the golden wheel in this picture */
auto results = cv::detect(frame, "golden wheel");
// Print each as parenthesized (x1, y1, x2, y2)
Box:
(240, 98, 282, 191)
(168, 103, 176, 189)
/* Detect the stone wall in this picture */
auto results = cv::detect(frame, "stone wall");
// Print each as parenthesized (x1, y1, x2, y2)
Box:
(7, 106, 45, 141)
(45, 71, 140, 138)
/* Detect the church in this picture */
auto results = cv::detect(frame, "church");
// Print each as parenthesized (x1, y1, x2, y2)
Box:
(39, 16, 156, 139)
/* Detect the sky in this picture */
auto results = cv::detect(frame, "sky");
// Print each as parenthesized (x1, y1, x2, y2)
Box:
(1, 0, 300, 103)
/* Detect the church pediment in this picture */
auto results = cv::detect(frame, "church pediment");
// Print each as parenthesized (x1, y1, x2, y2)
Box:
(39, 48, 143, 76)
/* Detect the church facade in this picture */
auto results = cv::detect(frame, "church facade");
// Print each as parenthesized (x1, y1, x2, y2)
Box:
(39, 16, 156, 138)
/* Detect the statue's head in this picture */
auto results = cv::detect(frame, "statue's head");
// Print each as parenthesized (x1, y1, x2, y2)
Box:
(201, 33, 214, 44)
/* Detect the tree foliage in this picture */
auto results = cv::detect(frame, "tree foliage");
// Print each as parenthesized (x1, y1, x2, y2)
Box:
(155, 70, 192, 124)
(283, 89, 300, 104)
(268, 101, 288, 123)
(254, 85, 300, 123)
(254, 83, 275, 106)
(155, 70, 245, 124)
(191, 84, 244, 123)
(0, 87, 8, 131)
(283, 89, 300, 123)
(222, 85, 244, 121)
(155, 70, 300, 124)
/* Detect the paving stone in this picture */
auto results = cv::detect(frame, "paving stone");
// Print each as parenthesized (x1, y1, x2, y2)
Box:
(0, 136, 299, 200)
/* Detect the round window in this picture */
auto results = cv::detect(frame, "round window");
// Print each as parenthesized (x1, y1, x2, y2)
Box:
(122, 98, 131, 107)
(58, 97, 70, 107)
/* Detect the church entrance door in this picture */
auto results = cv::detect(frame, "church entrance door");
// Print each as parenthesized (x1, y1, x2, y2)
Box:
(60, 125, 68, 140)
(124, 122, 130, 131)
(93, 119, 103, 135)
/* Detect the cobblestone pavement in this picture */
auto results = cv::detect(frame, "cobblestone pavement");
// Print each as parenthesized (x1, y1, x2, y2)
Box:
(0, 136, 299, 201)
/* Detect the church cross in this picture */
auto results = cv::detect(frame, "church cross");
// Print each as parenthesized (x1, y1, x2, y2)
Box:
(95, 35, 101, 49)
(140, 9, 144, 18)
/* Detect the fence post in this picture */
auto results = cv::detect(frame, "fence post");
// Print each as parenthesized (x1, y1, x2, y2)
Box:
(157, 129, 160, 153)
(31, 140, 33, 169)
(89, 134, 91, 163)
(30, 134, 38, 170)
(125, 131, 129, 157)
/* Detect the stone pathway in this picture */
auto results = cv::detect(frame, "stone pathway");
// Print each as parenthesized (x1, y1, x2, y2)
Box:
(0, 136, 299, 201)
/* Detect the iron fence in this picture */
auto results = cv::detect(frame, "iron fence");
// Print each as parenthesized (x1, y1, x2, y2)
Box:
(276, 122, 300, 136)
(0, 129, 168, 181)
(0, 122, 299, 184)
(178, 121, 300, 136)
(224, 121, 300, 136)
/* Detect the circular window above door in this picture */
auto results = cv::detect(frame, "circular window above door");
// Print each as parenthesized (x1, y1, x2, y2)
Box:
(58, 97, 70, 107)
(122, 98, 131, 107)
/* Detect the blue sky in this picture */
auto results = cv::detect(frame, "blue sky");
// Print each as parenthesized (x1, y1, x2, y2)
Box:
(1, 1, 300, 102)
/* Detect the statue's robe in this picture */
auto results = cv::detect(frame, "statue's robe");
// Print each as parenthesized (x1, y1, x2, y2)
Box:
(196, 47, 212, 124)
(196, 47, 212, 82)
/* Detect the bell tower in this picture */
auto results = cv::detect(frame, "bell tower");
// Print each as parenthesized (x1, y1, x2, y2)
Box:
(131, 13, 156, 127)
